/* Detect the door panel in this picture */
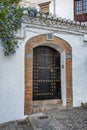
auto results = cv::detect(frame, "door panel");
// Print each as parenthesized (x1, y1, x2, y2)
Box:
(33, 46, 61, 100)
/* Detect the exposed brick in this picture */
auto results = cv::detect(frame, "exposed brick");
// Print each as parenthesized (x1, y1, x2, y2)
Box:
(24, 35, 73, 115)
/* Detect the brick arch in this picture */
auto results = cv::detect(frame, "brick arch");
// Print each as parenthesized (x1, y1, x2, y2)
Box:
(25, 35, 72, 115)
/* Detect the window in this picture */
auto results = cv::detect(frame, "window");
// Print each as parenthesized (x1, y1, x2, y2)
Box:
(74, 0, 87, 21)
(76, 0, 82, 14)
(38, 2, 50, 15)
(84, 0, 87, 13)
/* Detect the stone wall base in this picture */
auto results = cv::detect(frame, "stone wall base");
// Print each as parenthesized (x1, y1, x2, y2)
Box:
(32, 99, 65, 113)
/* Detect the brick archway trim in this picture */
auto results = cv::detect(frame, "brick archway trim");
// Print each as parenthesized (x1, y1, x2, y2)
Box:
(25, 35, 72, 115)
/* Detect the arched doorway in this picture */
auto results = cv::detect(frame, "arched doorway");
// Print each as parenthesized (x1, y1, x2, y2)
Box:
(33, 46, 61, 101)
(25, 34, 72, 115)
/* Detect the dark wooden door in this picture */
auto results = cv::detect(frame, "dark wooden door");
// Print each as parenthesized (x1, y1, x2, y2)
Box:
(33, 46, 61, 100)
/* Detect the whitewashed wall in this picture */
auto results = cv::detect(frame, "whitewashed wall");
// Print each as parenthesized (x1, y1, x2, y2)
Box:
(0, 29, 49, 123)
(20, 0, 74, 20)
(55, 33, 87, 106)
(50, 0, 74, 20)
(0, 25, 87, 123)
(0, 42, 25, 123)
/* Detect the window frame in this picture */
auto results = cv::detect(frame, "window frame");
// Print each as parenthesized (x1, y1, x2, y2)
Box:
(74, 0, 87, 21)
(84, 0, 87, 13)
(38, 2, 51, 15)
(76, 0, 83, 15)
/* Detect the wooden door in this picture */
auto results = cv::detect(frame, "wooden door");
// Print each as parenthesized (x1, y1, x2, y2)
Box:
(33, 46, 61, 100)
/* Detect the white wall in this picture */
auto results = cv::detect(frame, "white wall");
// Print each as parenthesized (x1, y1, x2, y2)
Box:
(50, 0, 74, 20)
(55, 33, 87, 106)
(0, 25, 87, 123)
(0, 43, 25, 123)
(0, 28, 51, 123)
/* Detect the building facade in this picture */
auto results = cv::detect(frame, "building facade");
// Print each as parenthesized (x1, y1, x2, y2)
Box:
(0, 0, 87, 123)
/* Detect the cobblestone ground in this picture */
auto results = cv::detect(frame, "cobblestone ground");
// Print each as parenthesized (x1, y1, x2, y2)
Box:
(0, 119, 34, 130)
(30, 107, 87, 130)
(46, 107, 87, 130)
(0, 107, 87, 130)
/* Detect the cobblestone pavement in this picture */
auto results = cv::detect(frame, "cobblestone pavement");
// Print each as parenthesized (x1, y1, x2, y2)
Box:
(0, 119, 34, 130)
(0, 107, 87, 130)
(30, 107, 87, 130)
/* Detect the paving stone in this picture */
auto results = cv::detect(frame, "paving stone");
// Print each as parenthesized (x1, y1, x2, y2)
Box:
(0, 107, 87, 130)
(29, 107, 87, 130)
(0, 120, 33, 130)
